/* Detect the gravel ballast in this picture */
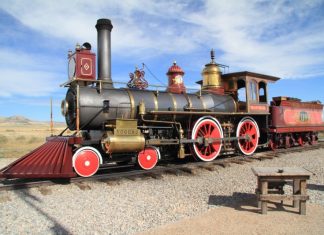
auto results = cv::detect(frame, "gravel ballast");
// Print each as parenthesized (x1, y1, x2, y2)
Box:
(0, 149, 323, 234)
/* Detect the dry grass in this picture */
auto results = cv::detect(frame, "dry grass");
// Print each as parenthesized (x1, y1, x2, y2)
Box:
(0, 122, 72, 158)
(319, 131, 324, 138)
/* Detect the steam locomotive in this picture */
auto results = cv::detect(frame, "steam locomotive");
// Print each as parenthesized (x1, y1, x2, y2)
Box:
(1, 18, 323, 179)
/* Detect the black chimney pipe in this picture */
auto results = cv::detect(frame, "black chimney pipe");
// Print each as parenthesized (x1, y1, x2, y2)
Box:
(95, 18, 113, 88)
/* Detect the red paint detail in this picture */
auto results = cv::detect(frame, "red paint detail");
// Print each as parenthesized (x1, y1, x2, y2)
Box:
(166, 62, 186, 94)
(269, 126, 324, 133)
(0, 137, 80, 179)
(74, 149, 100, 177)
(137, 147, 158, 170)
(250, 105, 268, 112)
(237, 119, 259, 155)
(192, 118, 222, 161)
(167, 63, 185, 74)
(71, 49, 96, 80)
(80, 58, 92, 76)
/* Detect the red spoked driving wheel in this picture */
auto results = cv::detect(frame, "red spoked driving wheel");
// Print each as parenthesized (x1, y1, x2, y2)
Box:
(73, 147, 102, 177)
(236, 117, 259, 155)
(137, 147, 159, 170)
(191, 116, 223, 161)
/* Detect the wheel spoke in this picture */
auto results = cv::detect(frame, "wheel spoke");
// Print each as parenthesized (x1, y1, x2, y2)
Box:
(203, 124, 208, 135)
(208, 124, 212, 135)
(198, 129, 205, 137)
(204, 147, 208, 155)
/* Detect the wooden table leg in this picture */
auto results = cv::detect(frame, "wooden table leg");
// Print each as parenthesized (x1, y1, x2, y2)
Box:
(299, 180, 307, 215)
(257, 178, 261, 208)
(261, 180, 268, 214)
(293, 179, 300, 208)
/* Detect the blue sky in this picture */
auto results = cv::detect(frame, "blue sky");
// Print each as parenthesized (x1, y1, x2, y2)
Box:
(0, 0, 324, 122)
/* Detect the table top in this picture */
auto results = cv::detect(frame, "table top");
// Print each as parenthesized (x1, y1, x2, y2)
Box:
(251, 167, 311, 177)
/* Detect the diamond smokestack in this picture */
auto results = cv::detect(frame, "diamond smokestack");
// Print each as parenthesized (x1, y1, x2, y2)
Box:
(95, 18, 113, 88)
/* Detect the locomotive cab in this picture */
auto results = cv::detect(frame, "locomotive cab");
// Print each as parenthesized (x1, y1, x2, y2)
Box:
(220, 72, 280, 148)
(222, 71, 280, 113)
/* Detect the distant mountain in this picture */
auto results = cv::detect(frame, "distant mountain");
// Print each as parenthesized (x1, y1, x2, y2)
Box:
(1, 115, 31, 124)
(0, 116, 65, 125)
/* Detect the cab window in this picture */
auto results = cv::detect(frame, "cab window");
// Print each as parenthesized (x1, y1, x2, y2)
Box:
(259, 81, 267, 103)
(237, 79, 246, 102)
(249, 80, 257, 102)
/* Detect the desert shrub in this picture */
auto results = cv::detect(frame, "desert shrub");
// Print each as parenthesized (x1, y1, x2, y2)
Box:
(5, 129, 15, 132)
(16, 135, 26, 141)
(28, 136, 39, 144)
(0, 135, 8, 144)
(319, 131, 324, 138)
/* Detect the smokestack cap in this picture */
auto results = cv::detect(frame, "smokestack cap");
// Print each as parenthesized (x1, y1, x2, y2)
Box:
(96, 18, 113, 31)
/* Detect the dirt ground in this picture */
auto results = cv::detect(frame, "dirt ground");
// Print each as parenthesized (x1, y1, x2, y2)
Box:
(140, 200, 324, 235)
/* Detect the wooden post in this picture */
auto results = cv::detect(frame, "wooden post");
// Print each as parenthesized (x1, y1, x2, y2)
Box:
(261, 180, 268, 214)
(299, 180, 307, 215)
(293, 179, 300, 208)
(50, 97, 53, 136)
(257, 177, 261, 208)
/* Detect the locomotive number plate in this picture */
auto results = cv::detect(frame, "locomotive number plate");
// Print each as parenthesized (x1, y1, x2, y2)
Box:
(114, 128, 140, 136)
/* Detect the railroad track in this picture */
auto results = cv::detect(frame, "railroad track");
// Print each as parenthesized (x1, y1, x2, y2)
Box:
(1, 143, 323, 192)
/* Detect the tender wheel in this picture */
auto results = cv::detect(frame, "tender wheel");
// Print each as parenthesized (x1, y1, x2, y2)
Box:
(268, 139, 277, 151)
(285, 135, 291, 149)
(297, 136, 304, 146)
(137, 147, 159, 170)
(236, 117, 259, 155)
(191, 116, 223, 161)
(72, 147, 102, 177)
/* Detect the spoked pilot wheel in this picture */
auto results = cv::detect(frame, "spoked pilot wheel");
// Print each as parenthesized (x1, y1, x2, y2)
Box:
(72, 147, 102, 177)
(191, 116, 223, 161)
(137, 147, 160, 170)
(236, 117, 259, 156)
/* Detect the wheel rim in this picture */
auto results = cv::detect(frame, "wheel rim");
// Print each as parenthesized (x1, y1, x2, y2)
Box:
(192, 117, 223, 161)
(237, 118, 259, 155)
(73, 148, 100, 177)
(137, 147, 159, 170)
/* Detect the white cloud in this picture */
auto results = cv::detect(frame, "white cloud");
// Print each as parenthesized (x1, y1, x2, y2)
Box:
(1, 0, 324, 83)
(182, 0, 324, 77)
(0, 0, 198, 55)
(0, 69, 61, 97)
(0, 48, 66, 97)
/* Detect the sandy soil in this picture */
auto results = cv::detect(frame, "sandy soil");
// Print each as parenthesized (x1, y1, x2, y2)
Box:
(140, 201, 324, 235)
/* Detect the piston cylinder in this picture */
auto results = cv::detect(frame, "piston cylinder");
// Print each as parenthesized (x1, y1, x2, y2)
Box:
(101, 132, 145, 153)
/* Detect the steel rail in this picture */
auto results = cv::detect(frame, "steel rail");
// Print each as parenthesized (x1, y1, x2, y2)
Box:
(0, 143, 323, 192)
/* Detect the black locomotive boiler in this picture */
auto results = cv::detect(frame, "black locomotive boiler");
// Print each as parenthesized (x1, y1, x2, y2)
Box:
(1, 18, 323, 179)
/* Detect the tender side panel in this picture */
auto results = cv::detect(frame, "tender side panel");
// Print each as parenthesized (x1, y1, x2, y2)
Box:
(270, 97, 324, 133)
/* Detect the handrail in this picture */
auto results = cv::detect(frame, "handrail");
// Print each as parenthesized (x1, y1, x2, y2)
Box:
(60, 78, 200, 92)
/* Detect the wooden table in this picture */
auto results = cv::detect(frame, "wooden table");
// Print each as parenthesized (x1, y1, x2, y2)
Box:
(251, 167, 311, 215)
